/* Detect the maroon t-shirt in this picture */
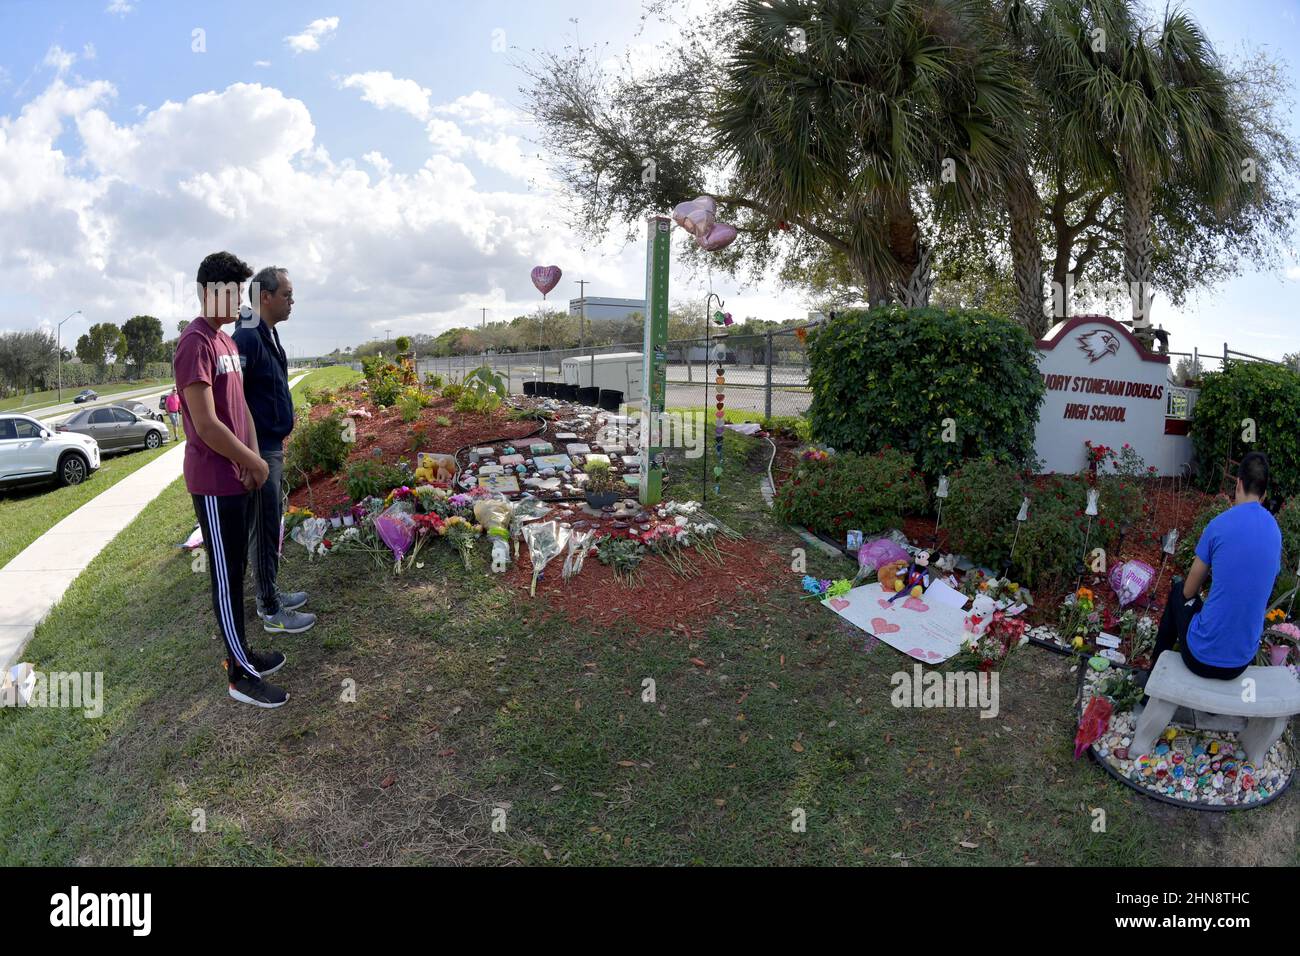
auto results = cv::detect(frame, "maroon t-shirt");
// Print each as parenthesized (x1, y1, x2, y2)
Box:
(175, 317, 251, 496)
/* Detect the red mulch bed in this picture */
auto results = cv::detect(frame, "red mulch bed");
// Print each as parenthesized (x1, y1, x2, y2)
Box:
(505, 534, 788, 635)
(1026, 475, 1213, 622)
(287, 386, 544, 513)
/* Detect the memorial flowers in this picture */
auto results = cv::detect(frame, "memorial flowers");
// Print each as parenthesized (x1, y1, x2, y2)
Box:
(955, 610, 1028, 672)
(1058, 587, 1102, 650)
(442, 515, 480, 571)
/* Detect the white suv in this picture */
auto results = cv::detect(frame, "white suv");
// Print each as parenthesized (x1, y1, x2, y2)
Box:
(0, 414, 101, 489)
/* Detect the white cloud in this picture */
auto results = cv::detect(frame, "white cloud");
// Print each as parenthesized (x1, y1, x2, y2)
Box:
(339, 71, 431, 120)
(285, 17, 340, 54)
(83, 43, 98, 61)
(0, 75, 807, 351)
(434, 91, 519, 128)
(43, 45, 77, 75)
(254, 60, 272, 68)
(105, 0, 134, 15)
(362, 151, 392, 177)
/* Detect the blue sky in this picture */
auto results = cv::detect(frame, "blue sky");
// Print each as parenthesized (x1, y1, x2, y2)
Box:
(0, 0, 1297, 358)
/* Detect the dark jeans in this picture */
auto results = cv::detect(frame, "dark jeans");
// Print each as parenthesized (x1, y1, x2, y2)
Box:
(193, 493, 261, 682)
(1151, 577, 1249, 680)
(246, 448, 284, 615)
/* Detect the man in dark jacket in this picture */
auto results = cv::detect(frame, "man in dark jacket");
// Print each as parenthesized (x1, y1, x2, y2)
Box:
(233, 266, 316, 635)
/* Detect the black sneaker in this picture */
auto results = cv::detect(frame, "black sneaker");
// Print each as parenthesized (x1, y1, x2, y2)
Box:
(228, 676, 289, 709)
(248, 650, 287, 676)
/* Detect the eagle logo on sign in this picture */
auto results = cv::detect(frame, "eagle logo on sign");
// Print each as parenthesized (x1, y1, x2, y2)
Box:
(1077, 329, 1119, 363)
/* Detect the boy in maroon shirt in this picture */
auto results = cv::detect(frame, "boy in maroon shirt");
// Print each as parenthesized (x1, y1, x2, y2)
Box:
(175, 251, 289, 708)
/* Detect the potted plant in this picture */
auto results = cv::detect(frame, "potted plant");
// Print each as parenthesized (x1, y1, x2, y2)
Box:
(584, 461, 621, 509)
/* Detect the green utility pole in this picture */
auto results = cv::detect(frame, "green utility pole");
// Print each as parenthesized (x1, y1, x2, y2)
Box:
(640, 215, 670, 505)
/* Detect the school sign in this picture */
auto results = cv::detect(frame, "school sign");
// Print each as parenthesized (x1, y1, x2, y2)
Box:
(1033, 315, 1191, 476)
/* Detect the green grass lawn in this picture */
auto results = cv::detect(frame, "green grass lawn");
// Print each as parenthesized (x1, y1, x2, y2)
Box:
(291, 365, 362, 404)
(1, 430, 1295, 865)
(1, 379, 168, 414)
(0, 443, 174, 568)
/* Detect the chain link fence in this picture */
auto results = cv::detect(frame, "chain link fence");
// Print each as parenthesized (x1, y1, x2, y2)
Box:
(409, 325, 814, 420)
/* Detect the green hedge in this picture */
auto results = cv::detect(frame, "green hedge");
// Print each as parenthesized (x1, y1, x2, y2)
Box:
(807, 306, 1044, 477)
(45, 362, 172, 388)
(1191, 361, 1300, 499)
(773, 449, 927, 539)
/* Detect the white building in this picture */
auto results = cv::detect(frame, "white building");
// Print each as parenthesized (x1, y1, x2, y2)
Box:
(568, 297, 645, 324)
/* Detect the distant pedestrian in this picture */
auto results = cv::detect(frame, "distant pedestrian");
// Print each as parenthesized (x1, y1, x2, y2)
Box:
(164, 387, 181, 441)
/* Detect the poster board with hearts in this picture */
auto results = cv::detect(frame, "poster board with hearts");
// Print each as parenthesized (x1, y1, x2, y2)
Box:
(822, 582, 969, 663)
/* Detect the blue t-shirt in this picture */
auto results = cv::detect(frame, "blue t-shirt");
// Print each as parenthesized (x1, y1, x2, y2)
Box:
(1186, 501, 1281, 668)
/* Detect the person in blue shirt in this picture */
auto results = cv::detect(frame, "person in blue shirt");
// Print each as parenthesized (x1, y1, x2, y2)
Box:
(1147, 451, 1281, 681)
(233, 266, 316, 636)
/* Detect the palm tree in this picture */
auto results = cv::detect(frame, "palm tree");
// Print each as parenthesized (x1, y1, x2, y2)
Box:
(1039, 0, 1251, 329)
(714, 0, 1025, 306)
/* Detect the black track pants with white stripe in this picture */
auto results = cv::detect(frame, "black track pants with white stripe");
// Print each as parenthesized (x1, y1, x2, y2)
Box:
(193, 493, 261, 682)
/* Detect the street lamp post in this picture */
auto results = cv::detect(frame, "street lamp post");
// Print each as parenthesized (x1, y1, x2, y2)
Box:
(57, 310, 81, 403)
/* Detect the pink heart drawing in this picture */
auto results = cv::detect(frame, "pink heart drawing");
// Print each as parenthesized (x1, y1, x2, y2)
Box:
(903, 597, 929, 612)
(829, 598, 850, 611)
(907, 648, 943, 661)
(877, 599, 894, 609)
(871, 617, 901, 635)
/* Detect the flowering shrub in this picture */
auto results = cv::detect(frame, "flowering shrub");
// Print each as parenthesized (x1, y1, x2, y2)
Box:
(773, 448, 927, 537)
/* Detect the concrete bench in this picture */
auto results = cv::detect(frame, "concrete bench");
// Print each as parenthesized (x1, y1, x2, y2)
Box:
(1131, 651, 1300, 765)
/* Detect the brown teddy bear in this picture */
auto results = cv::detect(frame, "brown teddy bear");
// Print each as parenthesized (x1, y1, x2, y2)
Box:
(877, 560, 908, 594)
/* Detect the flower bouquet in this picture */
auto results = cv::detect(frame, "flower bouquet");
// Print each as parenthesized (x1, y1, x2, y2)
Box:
(1260, 616, 1299, 667)
(801, 576, 852, 601)
(442, 515, 480, 571)
(374, 507, 417, 573)
(596, 535, 647, 587)
(1058, 587, 1102, 651)
(641, 524, 697, 578)
(953, 610, 1027, 672)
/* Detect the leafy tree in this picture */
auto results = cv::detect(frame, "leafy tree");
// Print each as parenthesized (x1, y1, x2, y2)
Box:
(76, 323, 121, 369)
(121, 315, 164, 370)
(522, 0, 1296, 336)
(0, 330, 57, 392)
(1037, 0, 1261, 328)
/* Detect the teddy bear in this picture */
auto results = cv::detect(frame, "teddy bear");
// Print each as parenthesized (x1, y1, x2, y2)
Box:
(877, 560, 908, 594)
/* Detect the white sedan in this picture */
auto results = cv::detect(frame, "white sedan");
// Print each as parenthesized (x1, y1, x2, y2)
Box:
(0, 414, 101, 489)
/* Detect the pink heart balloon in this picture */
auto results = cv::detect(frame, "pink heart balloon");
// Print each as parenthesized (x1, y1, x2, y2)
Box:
(530, 265, 562, 298)
(671, 196, 716, 237)
(696, 221, 738, 252)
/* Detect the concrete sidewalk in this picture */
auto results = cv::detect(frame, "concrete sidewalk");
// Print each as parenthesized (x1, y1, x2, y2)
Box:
(0, 372, 309, 668)
(0, 441, 188, 668)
